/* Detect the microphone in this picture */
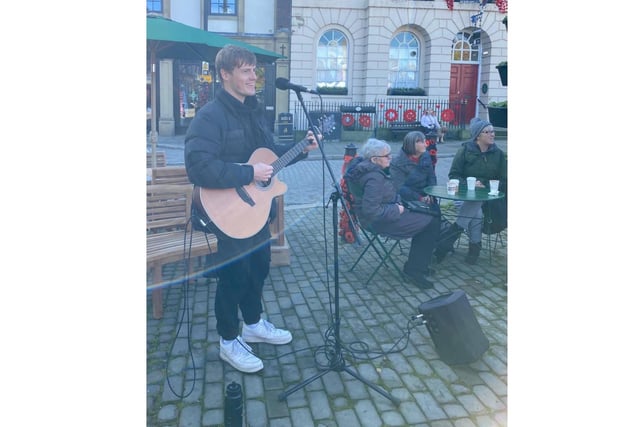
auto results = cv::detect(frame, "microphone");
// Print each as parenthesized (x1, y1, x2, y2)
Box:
(275, 78, 319, 94)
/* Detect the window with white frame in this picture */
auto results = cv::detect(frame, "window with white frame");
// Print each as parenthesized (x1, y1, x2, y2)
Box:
(451, 31, 480, 62)
(388, 32, 420, 88)
(147, 0, 162, 13)
(211, 0, 237, 15)
(316, 30, 348, 90)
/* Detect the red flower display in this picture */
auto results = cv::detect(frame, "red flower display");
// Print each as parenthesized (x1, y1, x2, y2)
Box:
(446, 0, 454, 11)
(403, 109, 417, 122)
(495, 0, 508, 13)
(358, 115, 372, 128)
(341, 113, 355, 127)
(441, 108, 454, 122)
(384, 109, 399, 122)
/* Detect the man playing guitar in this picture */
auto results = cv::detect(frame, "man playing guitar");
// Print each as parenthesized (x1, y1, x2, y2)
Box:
(184, 45, 320, 373)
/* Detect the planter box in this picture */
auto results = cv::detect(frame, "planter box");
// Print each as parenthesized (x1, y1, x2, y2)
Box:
(496, 64, 507, 86)
(488, 107, 507, 128)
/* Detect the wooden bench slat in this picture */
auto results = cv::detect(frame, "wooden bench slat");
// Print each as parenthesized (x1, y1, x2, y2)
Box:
(147, 231, 216, 264)
(151, 166, 190, 185)
(147, 183, 217, 319)
(147, 151, 167, 168)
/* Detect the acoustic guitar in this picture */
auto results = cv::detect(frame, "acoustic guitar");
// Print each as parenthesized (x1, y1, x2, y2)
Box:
(194, 138, 312, 239)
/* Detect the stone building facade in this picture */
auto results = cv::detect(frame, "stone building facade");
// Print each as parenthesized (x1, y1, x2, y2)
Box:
(147, 0, 507, 135)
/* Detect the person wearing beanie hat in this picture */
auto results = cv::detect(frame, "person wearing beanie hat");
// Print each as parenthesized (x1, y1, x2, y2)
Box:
(468, 117, 491, 142)
(445, 117, 507, 264)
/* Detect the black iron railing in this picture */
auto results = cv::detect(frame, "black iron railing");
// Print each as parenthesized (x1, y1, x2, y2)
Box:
(289, 97, 471, 136)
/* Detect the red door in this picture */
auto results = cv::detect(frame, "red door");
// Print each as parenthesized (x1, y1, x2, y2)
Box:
(449, 64, 478, 125)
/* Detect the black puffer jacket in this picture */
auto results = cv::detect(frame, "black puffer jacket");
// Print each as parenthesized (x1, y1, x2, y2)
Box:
(344, 157, 434, 238)
(185, 89, 306, 189)
(184, 89, 307, 260)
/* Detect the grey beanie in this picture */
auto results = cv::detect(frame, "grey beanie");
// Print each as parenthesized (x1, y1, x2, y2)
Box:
(469, 117, 491, 141)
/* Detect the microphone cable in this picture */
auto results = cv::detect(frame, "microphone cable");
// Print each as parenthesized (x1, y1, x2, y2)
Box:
(164, 216, 216, 399)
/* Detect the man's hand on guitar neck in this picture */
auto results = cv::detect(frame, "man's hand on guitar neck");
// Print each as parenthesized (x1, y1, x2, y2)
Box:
(252, 129, 321, 183)
(253, 163, 274, 182)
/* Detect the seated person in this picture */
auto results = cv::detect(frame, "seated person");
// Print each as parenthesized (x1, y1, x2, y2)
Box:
(448, 117, 507, 264)
(390, 130, 437, 203)
(344, 138, 441, 289)
(420, 109, 440, 136)
(390, 131, 456, 263)
(421, 108, 447, 142)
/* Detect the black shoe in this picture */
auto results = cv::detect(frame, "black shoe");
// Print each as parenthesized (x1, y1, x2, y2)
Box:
(442, 222, 464, 239)
(403, 267, 434, 289)
(465, 242, 481, 265)
(433, 247, 452, 264)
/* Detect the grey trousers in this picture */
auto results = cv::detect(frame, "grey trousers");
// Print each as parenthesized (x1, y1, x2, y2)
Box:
(453, 200, 483, 244)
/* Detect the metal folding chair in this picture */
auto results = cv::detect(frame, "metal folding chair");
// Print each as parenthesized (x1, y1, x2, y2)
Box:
(348, 215, 407, 286)
(343, 179, 408, 286)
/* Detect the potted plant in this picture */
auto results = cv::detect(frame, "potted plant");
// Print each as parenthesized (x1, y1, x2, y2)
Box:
(316, 86, 348, 96)
(496, 61, 507, 86)
(488, 100, 507, 128)
(386, 87, 426, 96)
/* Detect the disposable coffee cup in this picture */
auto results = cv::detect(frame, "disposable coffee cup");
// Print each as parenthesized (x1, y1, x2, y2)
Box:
(489, 179, 499, 194)
(447, 180, 456, 195)
(467, 177, 476, 191)
(450, 179, 459, 193)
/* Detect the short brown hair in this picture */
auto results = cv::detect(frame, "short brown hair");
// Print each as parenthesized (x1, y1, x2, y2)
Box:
(402, 131, 425, 155)
(214, 45, 257, 80)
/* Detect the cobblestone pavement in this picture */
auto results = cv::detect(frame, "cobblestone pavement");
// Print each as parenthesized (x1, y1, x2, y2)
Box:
(147, 142, 508, 425)
(147, 133, 508, 426)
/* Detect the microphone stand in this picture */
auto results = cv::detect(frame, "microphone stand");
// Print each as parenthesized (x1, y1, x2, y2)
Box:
(277, 90, 399, 406)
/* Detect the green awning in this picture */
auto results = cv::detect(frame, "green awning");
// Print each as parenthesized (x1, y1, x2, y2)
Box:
(146, 15, 282, 63)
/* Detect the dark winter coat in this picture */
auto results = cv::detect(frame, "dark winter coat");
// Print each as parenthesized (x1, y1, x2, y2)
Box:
(448, 141, 507, 192)
(184, 89, 307, 261)
(344, 157, 434, 239)
(390, 150, 437, 201)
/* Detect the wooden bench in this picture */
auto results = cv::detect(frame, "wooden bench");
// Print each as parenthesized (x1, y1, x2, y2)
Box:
(147, 151, 167, 168)
(389, 121, 422, 139)
(151, 165, 190, 185)
(147, 184, 217, 319)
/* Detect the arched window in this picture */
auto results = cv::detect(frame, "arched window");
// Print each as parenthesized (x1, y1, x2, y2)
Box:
(316, 30, 348, 91)
(389, 31, 420, 89)
(451, 30, 480, 62)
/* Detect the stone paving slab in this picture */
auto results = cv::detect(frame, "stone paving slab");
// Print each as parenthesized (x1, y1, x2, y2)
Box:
(147, 200, 508, 426)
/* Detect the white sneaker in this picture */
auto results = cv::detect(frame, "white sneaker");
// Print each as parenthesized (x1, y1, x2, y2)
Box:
(219, 337, 264, 373)
(242, 319, 293, 345)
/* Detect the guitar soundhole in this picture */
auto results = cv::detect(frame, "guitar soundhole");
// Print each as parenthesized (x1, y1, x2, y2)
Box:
(257, 179, 271, 189)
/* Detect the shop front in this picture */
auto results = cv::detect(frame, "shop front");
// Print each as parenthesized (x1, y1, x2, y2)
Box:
(175, 60, 214, 133)
(172, 60, 276, 134)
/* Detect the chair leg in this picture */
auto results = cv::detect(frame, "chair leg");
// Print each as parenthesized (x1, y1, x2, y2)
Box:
(363, 240, 403, 286)
(350, 238, 376, 271)
(350, 232, 394, 272)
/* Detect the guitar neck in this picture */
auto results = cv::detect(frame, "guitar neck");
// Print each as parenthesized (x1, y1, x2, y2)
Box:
(271, 139, 308, 175)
